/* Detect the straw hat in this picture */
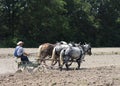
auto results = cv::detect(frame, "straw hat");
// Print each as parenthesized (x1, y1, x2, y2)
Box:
(17, 41, 24, 45)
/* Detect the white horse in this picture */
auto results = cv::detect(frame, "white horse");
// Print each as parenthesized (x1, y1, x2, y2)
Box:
(50, 42, 76, 67)
(59, 43, 92, 71)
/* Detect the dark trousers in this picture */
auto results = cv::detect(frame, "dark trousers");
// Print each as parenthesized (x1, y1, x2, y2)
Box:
(20, 54, 29, 62)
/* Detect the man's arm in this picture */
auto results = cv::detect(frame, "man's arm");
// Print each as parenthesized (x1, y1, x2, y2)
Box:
(23, 52, 30, 56)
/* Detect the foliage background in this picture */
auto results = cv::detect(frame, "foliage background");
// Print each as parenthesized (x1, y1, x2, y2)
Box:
(0, 0, 120, 47)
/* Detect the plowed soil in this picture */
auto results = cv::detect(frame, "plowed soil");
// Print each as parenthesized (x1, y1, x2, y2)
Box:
(0, 48, 120, 86)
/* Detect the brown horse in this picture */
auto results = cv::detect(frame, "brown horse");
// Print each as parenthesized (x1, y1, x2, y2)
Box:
(37, 43, 55, 66)
(37, 41, 68, 66)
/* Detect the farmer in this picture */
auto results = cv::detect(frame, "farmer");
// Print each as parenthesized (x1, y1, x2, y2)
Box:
(14, 41, 29, 62)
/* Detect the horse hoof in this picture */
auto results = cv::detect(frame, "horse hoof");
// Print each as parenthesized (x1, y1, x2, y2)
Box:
(59, 67, 62, 71)
(66, 68, 69, 71)
(76, 68, 80, 70)
(82, 60, 85, 61)
(16, 69, 22, 73)
(50, 66, 53, 69)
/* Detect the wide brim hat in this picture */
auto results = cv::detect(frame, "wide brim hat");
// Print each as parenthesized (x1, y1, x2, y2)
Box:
(17, 41, 24, 45)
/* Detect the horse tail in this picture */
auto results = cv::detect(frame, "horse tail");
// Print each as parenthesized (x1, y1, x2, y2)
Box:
(59, 49, 65, 68)
(51, 48, 57, 65)
(37, 45, 42, 59)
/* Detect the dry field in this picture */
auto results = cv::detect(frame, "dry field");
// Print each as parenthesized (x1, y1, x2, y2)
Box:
(0, 48, 120, 86)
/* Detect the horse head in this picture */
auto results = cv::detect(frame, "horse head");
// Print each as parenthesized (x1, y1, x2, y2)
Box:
(82, 43, 92, 55)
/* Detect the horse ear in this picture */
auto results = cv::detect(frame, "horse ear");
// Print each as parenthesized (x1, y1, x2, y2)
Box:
(83, 42, 85, 45)
(79, 42, 81, 45)
(70, 41, 73, 43)
(80, 42, 83, 45)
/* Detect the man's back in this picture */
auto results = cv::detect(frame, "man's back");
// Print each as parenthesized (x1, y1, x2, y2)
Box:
(14, 46, 23, 57)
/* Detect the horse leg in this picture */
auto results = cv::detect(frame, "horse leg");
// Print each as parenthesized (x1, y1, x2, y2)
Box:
(64, 56, 70, 70)
(67, 58, 73, 67)
(37, 59, 42, 65)
(76, 60, 80, 70)
(65, 61, 72, 70)
(59, 49, 67, 71)
(76, 58, 81, 70)
(81, 55, 85, 62)
(52, 56, 58, 65)
(60, 56, 70, 71)
(65, 63, 69, 70)
(58, 62, 61, 69)
(59, 59, 64, 71)
(42, 57, 49, 67)
(50, 55, 57, 69)
(38, 55, 47, 67)
(59, 60, 64, 71)
(51, 55, 55, 65)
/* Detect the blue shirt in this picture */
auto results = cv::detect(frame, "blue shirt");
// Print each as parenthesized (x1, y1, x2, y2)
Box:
(14, 46, 24, 57)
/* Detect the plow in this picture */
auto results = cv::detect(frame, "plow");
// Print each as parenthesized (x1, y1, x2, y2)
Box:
(14, 53, 51, 73)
